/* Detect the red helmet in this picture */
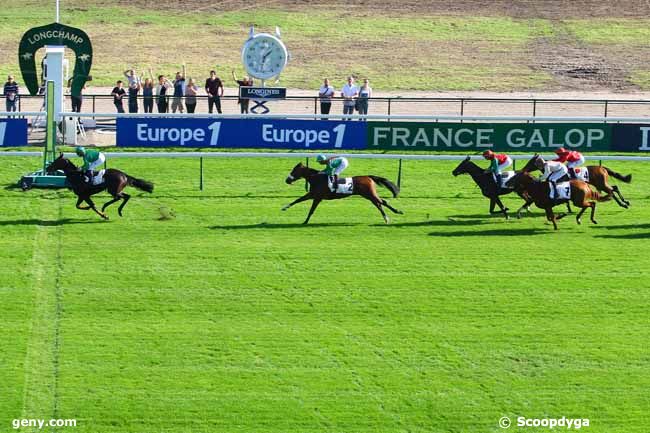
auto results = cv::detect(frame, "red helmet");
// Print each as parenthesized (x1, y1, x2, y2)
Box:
(482, 150, 494, 159)
(555, 147, 567, 154)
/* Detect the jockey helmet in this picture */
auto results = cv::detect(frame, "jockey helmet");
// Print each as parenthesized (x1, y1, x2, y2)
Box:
(316, 154, 327, 163)
(75, 147, 86, 156)
(482, 150, 494, 159)
(555, 147, 567, 154)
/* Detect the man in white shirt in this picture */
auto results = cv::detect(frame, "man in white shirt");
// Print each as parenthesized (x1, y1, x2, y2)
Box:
(340, 76, 358, 120)
(318, 78, 335, 117)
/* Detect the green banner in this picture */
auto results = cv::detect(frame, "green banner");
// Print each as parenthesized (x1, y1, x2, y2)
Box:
(368, 122, 612, 152)
(18, 22, 93, 97)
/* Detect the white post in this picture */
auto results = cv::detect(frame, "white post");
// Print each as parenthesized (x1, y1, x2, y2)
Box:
(44, 46, 65, 122)
(55, 0, 60, 23)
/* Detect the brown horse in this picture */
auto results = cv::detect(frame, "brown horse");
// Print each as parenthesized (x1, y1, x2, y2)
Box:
(283, 162, 402, 224)
(521, 154, 631, 208)
(47, 153, 154, 219)
(506, 171, 610, 230)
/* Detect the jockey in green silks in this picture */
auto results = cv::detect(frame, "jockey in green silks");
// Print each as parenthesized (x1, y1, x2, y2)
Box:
(75, 146, 105, 184)
(316, 154, 349, 192)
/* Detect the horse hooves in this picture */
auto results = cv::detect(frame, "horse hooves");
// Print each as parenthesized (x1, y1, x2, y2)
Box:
(592, 220, 598, 224)
(397, 210, 404, 215)
(576, 219, 582, 225)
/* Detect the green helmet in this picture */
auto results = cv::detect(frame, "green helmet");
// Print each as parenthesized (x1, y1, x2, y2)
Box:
(316, 154, 327, 162)
(75, 146, 86, 156)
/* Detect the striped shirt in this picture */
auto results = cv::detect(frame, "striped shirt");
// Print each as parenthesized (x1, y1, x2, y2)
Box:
(3, 81, 19, 99)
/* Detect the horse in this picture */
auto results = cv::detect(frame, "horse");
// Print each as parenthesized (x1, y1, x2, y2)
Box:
(46, 153, 154, 219)
(282, 162, 403, 224)
(452, 156, 532, 219)
(520, 154, 631, 208)
(506, 171, 610, 230)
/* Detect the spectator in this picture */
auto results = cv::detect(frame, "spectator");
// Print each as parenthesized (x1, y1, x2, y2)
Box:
(357, 78, 372, 119)
(205, 70, 224, 114)
(142, 78, 154, 113)
(111, 80, 126, 113)
(232, 70, 254, 114)
(128, 79, 140, 113)
(4, 75, 19, 115)
(341, 76, 358, 120)
(185, 78, 199, 113)
(123, 69, 141, 88)
(67, 77, 86, 113)
(152, 69, 172, 113)
(318, 78, 335, 117)
(171, 64, 186, 113)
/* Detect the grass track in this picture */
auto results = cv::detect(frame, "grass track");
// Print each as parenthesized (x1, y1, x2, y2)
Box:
(1, 156, 650, 432)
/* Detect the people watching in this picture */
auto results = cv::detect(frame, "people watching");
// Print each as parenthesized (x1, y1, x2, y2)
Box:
(318, 78, 335, 117)
(357, 78, 372, 119)
(142, 78, 154, 113)
(205, 70, 224, 114)
(341, 76, 358, 120)
(184, 78, 199, 114)
(232, 70, 254, 114)
(3, 75, 19, 115)
(111, 80, 126, 113)
(171, 65, 186, 113)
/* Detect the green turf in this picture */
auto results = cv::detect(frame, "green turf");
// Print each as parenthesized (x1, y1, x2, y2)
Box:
(1, 155, 649, 432)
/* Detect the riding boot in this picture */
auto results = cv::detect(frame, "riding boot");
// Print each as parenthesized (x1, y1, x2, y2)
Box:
(569, 167, 576, 179)
(330, 175, 338, 193)
(85, 170, 93, 184)
(551, 180, 558, 199)
(495, 173, 503, 190)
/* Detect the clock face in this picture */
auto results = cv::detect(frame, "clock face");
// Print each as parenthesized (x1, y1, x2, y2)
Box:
(241, 34, 288, 80)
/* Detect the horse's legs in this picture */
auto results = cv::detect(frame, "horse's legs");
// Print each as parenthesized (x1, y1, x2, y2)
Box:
(589, 202, 598, 224)
(516, 199, 533, 219)
(612, 185, 630, 207)
(494, 196, 509, 219)
(575, 206, 588, 225)
(117, 193, 131, 217)
(545, 207, 558, 230)
(489, 198, 496, 214)
(101, 196, 121, 212)
(381, 199, 403, 215)
(282, 192, 312, 211)
(85, 197, 108, 220)
(566, 202, 572, 213)
(303, 199, 322, 224)
(76, 196, 91, 210)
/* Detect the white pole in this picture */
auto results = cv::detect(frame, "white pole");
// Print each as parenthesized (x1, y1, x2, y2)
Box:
(55, 0, 60, 22)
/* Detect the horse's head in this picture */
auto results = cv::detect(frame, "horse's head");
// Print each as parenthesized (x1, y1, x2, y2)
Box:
(452, 156, 472, 177)
(522, 153, 543, 173)
(286, 162, 308, 184)
(46, 153, 75, 174)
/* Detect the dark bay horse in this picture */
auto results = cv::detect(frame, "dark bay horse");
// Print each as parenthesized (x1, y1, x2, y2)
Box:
(521, 154, 631, 208)
(452, 156, 530, 219)
(506, 171, 610, 230)
(47, 154, 154, 219)
(283, 162, 403, 224)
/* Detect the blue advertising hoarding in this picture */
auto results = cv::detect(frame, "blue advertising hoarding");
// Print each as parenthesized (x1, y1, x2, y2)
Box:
(117, 118, 367, 149)
(0, 119, 28, 146)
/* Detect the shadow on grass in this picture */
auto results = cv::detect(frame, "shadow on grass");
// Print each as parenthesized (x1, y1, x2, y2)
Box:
(371, 218, 488, 227)
(592, 223, 650, 231)
(595, 232, 650, 239)
(428, 227, 548, 237)
(209, 222, 359, 230)
(0, 218, 104, 226)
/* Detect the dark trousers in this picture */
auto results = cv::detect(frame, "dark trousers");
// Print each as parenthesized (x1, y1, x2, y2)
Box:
(128, 99, 138, 113)
(208, 96, 222, 114)
(114, 101, 124, 113)
(320, 102, 331, 116)
(186, 102, 197, 114)
(143, 98, 154, 113)
(239, 99, 249, 114)
(157, 97, 168, 113)
(343, 104, 354, 120)
(71, 96, 82, 112)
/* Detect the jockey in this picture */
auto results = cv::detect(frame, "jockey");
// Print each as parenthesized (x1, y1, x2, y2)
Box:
(535, 156, 570, 198)
(316, 154, 349, 192)
(75, 146, 105, 184)
(554, 147, 585, 178)
(482, 150, 512, 187)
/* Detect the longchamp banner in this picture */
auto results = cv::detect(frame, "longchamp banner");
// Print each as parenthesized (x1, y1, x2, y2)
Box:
(115, 118, 650, 152)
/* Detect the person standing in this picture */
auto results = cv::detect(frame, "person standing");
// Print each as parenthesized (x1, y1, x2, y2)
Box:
(357, 78, 372, 119)
(127, 79, 140, 113)
(184, 78, 199, 114)
(171, 65, 186, 113)
(205, 70, 224, 114)
(111, 80, 126, 113)
(152, 70, 172, 113)
(340, 76, 358, 121)
(67, 77, 86, 113)
(318, 78, 335, 117)
(142, 78, 154, 113)
(232, 70, 254, 114)
(3, 75, 19, 115)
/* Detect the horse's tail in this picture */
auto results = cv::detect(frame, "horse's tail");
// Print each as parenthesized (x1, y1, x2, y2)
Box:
(604, 167, 632, 183)
(127, 176, 154, 193)
(369, 176, 399, 198)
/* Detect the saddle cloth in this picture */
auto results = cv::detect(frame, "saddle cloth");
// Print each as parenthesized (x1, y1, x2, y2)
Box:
(571, 167, 589, 182)
(548, 181, 571, 200)
(91, 169, 105, 186)
(330, 177, 354, 194)
(494, 171, 516, 188)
